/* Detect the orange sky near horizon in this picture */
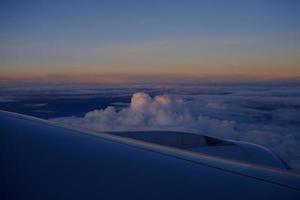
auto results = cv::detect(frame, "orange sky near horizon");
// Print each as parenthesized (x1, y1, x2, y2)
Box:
(1, 1, 300, 85)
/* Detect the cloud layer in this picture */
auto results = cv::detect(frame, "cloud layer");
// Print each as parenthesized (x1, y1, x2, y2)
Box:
(53, 92, 300, 172)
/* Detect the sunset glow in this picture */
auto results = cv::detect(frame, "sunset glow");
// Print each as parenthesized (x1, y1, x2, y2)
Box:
(0, 0, 299, 84)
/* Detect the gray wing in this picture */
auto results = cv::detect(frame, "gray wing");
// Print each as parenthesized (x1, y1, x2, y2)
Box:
(1, 110, 300, 200)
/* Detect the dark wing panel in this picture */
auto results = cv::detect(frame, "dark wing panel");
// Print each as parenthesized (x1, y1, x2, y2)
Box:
(0, 111, 300, 200)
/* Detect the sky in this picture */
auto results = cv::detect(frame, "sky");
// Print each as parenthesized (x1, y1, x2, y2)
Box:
(1, 0, 300, 84)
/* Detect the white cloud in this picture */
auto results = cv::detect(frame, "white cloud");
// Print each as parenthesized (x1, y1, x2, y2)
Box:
(54, 93, 193, 131)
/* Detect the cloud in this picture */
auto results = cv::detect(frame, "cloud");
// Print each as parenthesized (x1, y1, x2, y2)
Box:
(52, 92, 300, 172)
(24, 103, 48, 107)
(0, 96, 16, 102)
(54, 93, 193, 131)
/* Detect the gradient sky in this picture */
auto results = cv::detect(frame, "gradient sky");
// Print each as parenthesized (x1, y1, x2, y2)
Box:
(1, 0, 300, 84)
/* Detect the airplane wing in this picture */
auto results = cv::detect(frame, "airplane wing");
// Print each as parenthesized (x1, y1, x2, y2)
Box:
(1, 110, 300, 199)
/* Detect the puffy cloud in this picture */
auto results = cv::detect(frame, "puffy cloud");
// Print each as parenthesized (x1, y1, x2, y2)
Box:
(52, 92, 300, 172)
(54, 93, 193, 131)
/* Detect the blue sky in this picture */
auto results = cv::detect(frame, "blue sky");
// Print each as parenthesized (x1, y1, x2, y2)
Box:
(1, 0, 300, 84)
